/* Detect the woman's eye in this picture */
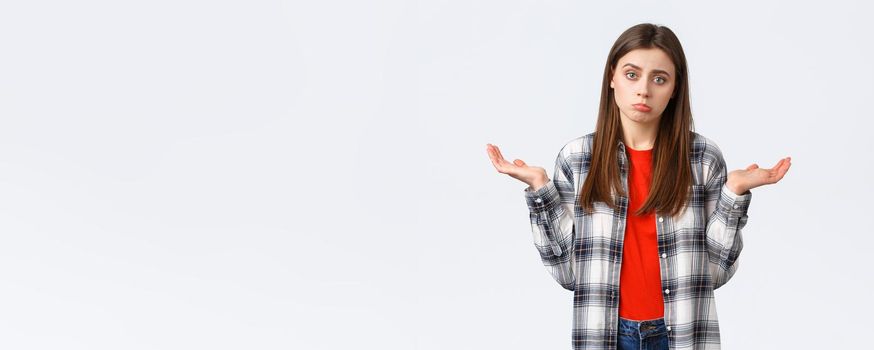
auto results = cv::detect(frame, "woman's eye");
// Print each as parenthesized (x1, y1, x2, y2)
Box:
(625, 72, 637, 79)
(654, 76, 666, 84)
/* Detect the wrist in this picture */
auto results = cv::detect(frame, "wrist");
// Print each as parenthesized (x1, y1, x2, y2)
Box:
(529, 177, 549, 191)
(725, 180, 747, 196)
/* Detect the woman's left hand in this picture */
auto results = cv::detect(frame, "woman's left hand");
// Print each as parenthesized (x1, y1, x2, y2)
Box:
(726, 156, 792, 195)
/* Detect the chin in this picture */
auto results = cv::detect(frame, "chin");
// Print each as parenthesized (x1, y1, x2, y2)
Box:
(625, 110, 659, 123)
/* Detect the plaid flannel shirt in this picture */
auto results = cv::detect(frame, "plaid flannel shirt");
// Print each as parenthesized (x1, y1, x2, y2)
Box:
(524, 131, 752, 350)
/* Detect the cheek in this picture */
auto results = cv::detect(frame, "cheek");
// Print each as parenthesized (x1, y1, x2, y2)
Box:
(663, 81, 676, 95)
(612, 79, 629, 96)
(612, 87, 625, 104)
(613, 83, 634, 104)
(655, 85, 675, 103)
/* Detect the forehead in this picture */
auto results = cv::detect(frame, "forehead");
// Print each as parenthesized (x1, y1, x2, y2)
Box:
(616, 48, 675, 73)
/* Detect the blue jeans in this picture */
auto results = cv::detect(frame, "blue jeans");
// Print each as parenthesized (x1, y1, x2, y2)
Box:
(617, 317, 669, 350)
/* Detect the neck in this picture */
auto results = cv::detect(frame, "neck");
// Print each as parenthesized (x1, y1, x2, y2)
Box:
(619, 116, 659, 150)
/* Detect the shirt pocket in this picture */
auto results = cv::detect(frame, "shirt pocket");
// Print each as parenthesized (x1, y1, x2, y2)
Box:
(589, 202, 615, 239)
(671, 185, 707, 239)
(672, 184, 706, 233)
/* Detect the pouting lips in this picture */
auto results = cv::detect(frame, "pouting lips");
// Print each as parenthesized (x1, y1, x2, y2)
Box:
(633, 104, 652, 112)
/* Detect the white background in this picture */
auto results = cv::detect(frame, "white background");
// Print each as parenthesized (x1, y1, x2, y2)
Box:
(0, 1, 871, 349)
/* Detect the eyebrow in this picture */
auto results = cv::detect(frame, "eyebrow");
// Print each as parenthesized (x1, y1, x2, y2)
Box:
(622, 63, 671, 77)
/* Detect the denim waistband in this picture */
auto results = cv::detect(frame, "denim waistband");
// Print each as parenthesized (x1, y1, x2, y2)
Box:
(618, 317, 667, 337)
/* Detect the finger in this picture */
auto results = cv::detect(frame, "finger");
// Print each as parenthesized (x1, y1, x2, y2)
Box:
(762, 159, 784, 175)
(771, 159, 792, 182)
(487, 145, 517, 173)
(486, 145, 500, 164)
(494, 145, 507, 162)
(766, 158, 781, 171)
(486, 145, 507, 170)
(487, 145, 506, 165)
(514, 159, 526, 167)
(490, 158, 509, 174)
(778, 159, 792, 177)
(774, 157, 790, 174)
(487, 148, 501, 169)
(746, 163, 759, 171)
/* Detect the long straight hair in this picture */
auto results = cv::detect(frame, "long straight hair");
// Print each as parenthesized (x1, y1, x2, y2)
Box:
(579, 23, 694, 218)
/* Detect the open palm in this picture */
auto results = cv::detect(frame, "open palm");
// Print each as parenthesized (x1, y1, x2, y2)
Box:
(728, 157, 792, 194)
(486, 143, 548, 187)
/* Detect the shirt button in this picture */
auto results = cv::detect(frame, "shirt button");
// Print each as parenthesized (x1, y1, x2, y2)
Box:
(535, 198, 542, 203)
(666, 326, 672, 331)
(661, 253, 667, 258)
(664, 289, 670, 295)
(658, 217, 664, 222)
(733, 204, 739, 209)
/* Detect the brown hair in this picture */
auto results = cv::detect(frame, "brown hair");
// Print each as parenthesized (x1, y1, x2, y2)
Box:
(579, 23, 694, 218)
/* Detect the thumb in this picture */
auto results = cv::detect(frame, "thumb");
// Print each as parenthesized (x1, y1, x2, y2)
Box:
(514, 159, 526, 166)
(746, 163, 759, 170)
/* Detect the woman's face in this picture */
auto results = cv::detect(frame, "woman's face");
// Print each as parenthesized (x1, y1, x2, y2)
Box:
(610, 48, 677, 127)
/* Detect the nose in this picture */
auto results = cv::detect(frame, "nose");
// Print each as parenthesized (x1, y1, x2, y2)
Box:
(636, 85, 649, 98)
(635, 80, 649, 98)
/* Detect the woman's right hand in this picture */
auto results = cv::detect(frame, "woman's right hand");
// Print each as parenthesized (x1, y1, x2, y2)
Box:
(486, 143, 549, 190)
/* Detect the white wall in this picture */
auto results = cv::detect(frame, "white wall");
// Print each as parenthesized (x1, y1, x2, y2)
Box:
(0, 1, 869, 349)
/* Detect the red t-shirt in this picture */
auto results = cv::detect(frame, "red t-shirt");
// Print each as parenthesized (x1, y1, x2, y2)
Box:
(618, 145, 665, 320)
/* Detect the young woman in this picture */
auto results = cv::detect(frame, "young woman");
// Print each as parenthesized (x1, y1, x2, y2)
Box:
(486, 23, 791, 350)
